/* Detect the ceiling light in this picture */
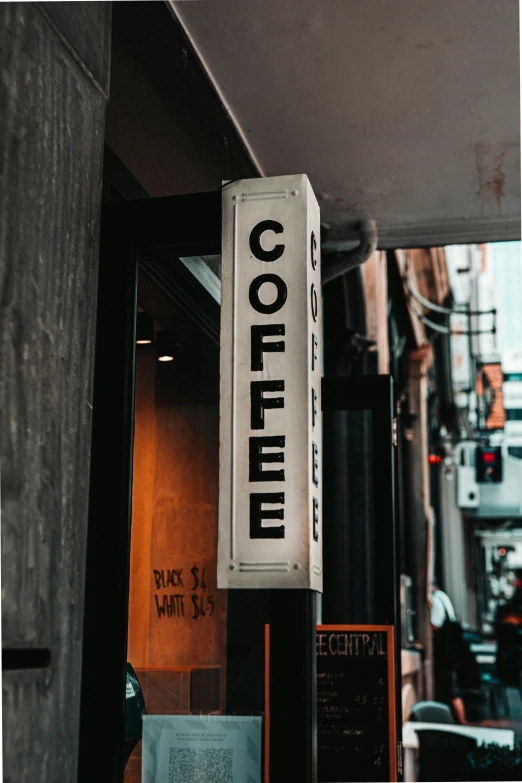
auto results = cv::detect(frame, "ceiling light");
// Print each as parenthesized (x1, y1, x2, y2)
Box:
(136, 312, 154, 345)
(156, 330, 175, 363)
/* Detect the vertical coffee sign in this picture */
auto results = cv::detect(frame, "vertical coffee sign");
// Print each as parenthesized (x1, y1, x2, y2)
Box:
(218, 175, 322, 590)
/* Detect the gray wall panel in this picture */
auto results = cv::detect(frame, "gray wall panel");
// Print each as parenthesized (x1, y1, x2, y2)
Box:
(0, 3, 109, 780)
(38, 1, 111, 95)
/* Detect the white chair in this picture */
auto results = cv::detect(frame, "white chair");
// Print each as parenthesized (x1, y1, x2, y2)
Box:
(409, 700, 456, 724)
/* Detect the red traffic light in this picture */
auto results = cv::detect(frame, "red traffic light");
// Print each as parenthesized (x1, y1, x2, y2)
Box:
(476, 445, 502, 483)
(428, 454, 442, 464)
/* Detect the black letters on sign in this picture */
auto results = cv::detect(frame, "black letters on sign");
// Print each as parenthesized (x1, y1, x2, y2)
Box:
(312, 388, 318, 429)
(251, 380, 285, 429)
(312, 333, 318, 370)
(249, 274, 288, 315)
(249, 435, 285, 482)
(313, 442, 319, 487)
(311, 283, 318, 322)
(249, 220, 285, 262)
(250, 492, 285, 539)
(311, 231, 318, 270)
(251, 324, 285, 371)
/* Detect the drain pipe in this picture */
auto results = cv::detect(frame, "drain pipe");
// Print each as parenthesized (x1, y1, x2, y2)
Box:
(321, 220, 378, 284)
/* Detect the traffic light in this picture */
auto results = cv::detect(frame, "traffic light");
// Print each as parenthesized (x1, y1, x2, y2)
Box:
(496, 545, 515, 563)
(476, 446, 502, 483)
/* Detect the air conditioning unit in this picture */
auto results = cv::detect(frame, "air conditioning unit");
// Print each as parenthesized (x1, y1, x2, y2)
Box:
(456, 443, 480, 508)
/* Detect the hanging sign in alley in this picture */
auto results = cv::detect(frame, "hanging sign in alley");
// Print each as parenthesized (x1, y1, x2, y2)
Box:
(218, 174, 322, 590)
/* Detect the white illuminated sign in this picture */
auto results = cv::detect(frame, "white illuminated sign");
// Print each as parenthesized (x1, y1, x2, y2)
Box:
(218, 174, 322, 590)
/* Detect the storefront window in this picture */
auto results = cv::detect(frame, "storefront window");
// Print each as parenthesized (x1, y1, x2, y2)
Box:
(125, 262, 225, 780)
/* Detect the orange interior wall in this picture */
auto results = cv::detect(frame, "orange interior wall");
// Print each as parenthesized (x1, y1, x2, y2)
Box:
(127, 346, 226, 703)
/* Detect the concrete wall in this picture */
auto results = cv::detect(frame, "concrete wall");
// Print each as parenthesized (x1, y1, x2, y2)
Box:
(0, 4, 110, 780)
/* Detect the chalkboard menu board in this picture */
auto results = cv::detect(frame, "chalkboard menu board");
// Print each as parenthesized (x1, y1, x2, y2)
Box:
(317, 625, 397, 782)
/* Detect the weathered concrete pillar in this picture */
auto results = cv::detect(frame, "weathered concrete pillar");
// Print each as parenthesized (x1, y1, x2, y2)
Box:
(0, 4, 111, 781)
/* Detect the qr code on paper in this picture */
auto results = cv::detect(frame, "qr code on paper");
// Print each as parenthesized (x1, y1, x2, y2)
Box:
(168, 748, 233, 782)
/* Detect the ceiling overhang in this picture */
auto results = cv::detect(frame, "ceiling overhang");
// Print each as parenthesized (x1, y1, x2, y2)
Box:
(171, 0, 520, 248)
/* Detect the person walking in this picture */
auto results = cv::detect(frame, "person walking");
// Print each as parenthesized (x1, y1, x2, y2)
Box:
(431, 585, 474, 724)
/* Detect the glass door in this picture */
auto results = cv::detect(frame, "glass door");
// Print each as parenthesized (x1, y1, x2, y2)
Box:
(124, 258, 225, 780)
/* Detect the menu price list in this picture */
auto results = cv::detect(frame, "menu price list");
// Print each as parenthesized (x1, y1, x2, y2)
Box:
(316, 629, 391, 783)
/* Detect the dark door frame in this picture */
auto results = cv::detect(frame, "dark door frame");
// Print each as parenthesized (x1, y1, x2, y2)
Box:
(78, 191, 221, 783)
(78, 190, 317, 783)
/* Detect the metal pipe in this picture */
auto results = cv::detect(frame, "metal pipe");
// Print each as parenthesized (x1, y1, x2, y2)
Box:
(321, 220, 378, 284)
(406, 277, 496, 317)
(411, 304, 496, 336)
